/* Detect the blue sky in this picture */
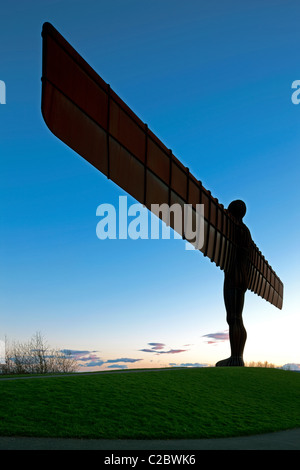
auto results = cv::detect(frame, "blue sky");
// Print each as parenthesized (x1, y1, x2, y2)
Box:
(1, 0, 299, 370)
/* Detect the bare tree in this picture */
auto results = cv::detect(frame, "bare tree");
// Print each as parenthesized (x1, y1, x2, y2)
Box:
(246, 361, 276, 368)
(31, 332, 48, 374)
(0, 332, 78, 375)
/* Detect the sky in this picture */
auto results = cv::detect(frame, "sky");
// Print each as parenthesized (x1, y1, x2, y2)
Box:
(1, 0, 299, 371)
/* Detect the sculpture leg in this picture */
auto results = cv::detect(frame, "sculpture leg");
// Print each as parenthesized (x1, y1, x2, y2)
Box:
(215, 287, 247, 367)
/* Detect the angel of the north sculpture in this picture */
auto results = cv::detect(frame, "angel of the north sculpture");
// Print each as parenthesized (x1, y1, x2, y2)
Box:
(41, 23, 283, 367)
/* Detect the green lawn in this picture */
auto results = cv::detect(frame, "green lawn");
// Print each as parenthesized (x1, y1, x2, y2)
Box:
(0, 367, 299, 439)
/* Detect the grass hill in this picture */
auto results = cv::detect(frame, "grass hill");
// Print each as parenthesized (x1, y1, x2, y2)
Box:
(0, 367, 299, 440)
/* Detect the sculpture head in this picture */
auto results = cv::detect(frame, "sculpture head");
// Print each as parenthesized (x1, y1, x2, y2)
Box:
(227, 200, 246, 221)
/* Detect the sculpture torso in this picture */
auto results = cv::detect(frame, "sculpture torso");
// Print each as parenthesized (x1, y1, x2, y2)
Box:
(224, 215, 252, 292)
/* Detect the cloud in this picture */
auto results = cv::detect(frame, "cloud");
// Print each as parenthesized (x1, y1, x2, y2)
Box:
(179, 363, 209, 367)
(107, 364, 128, 369)
(169, 362, 209, 368)
(140, 343, 166, 353)
(202, 331, 229, 344)
(139, 345, 187, 355)
(80, 360, 105, 368)
(140, 348, 158, 353)
(159, 349, 187, 354)
(282, 363, 300, 371)
(65, 351, 104, 368)
(73, 352, 143, 368)
(148, 343, 165, 350)
(78, 354, 102, 362)
(61, 349, 94, 356)
(106, 358, 142, 364)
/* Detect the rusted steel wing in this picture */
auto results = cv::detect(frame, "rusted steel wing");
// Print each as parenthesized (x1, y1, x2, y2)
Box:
(41, 22, 283, 309)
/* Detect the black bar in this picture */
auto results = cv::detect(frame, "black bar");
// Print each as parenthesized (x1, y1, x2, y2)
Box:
(211, 200, 218, 264)
(143, 123, 148, 206)
(107, 84, 111, 179)
(204, 191, 211, 257)
(216, 205, 224, 267)
(168, 149, 172, 206)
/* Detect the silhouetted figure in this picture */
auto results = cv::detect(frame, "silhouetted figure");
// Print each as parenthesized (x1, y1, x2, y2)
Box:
(216, 200, 252, 367)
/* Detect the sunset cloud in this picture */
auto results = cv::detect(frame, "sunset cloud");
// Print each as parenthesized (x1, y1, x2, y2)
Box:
(140, 348, 157, 353)
(169, 362, 209, 368)
(60, 349, 96, 359)
(159, 349, 187, 354)
(80, 359, 105, 368)
(107, 364, 128, 369)
(78, 354, 102, 362)
(202, 331, 229, 344)
(282, 363, 300, 371)
(106, 358, 142, 363)
(140, 342, 188, 355)
(148, 343, 165, 350)
(66, 350, 143, 369)
(65, 341, 192, 370)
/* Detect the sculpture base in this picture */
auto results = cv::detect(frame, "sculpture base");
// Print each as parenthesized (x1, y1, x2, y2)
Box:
(215, 356, 244, 367)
